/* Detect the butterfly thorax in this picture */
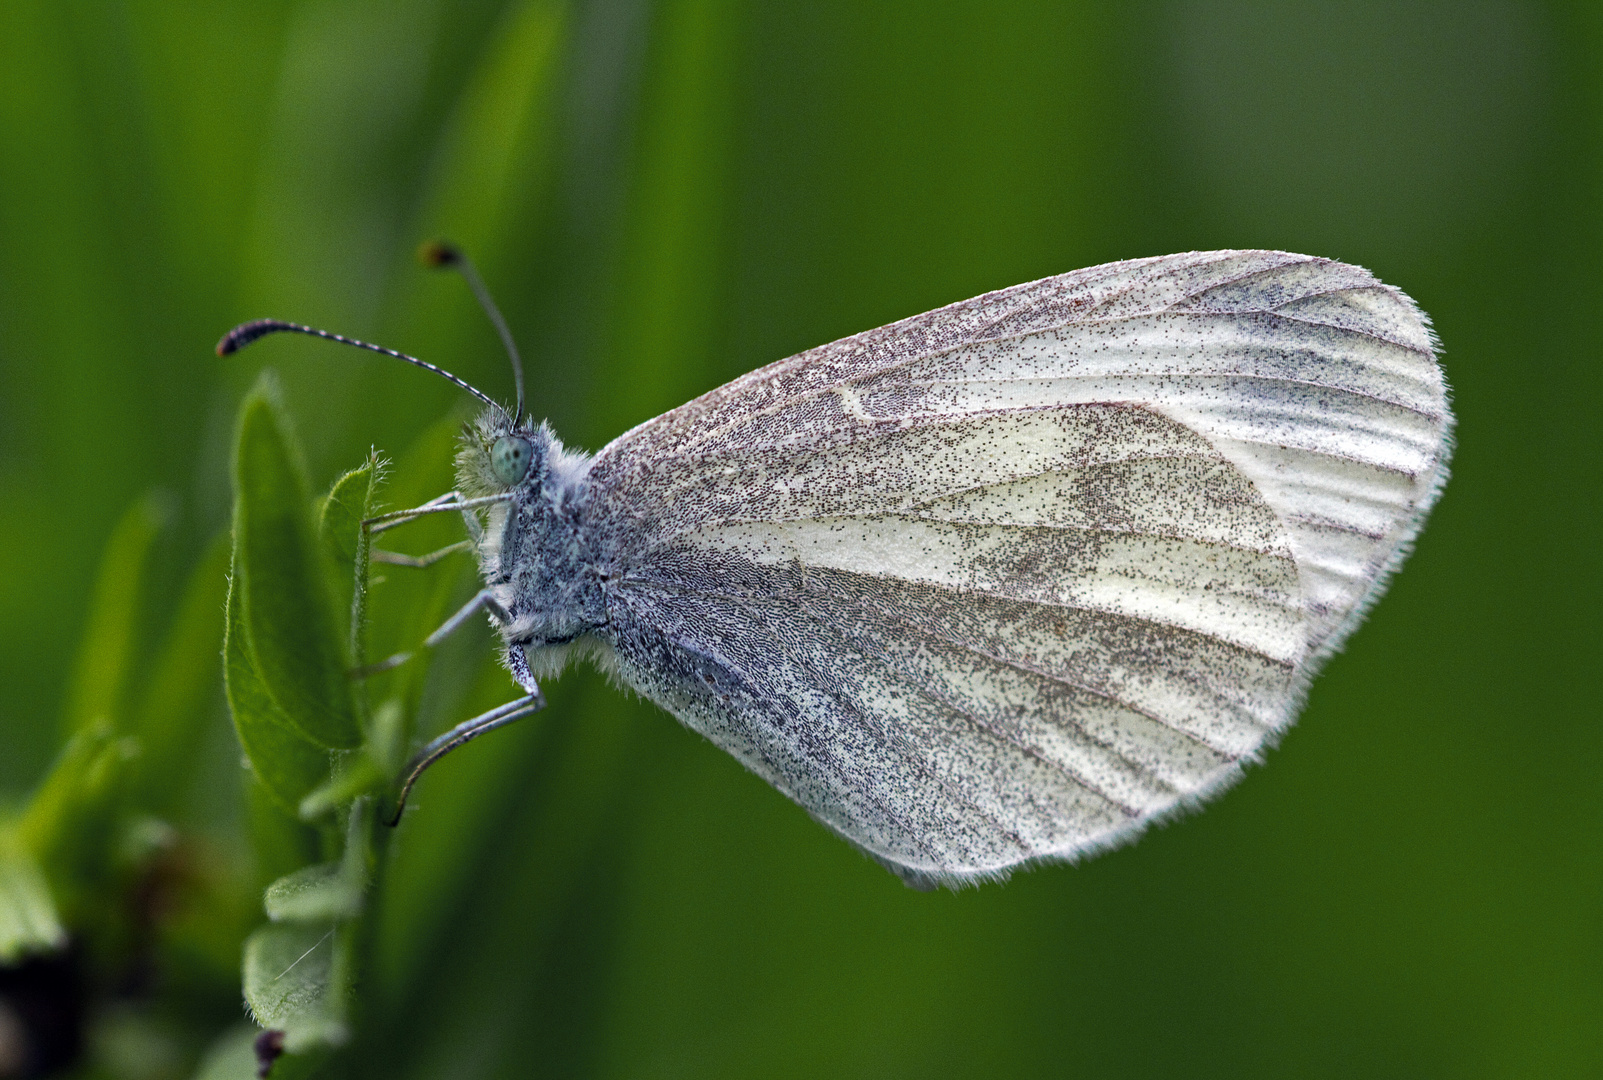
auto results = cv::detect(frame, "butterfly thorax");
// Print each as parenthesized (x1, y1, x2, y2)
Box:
(461, 419, 607, 664)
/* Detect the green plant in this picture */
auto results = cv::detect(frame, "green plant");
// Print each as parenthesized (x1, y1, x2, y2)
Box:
(221, 374, 505, 1076)
(0, 372, 506, 1079)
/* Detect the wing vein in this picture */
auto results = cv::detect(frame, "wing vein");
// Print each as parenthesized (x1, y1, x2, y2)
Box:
(797, 599, 1192, 806)
(607, 299, 1428, 462)
(750, 612, 1050, 849)
(623, 566, 1299, 668)
(899, 373, 1444, 419)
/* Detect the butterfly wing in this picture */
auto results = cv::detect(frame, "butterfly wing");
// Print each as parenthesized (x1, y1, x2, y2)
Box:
(585, 249, 1452, 885)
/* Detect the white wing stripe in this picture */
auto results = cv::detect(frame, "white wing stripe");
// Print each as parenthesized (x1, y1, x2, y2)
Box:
(613, 407, 1245, 533)
(683, 516, 1305, 662)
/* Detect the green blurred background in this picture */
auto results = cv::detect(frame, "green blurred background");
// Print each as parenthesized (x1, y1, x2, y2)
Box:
(2, 0, 1599, 1076)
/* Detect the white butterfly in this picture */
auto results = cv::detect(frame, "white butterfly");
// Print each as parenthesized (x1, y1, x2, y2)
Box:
(229, 248, 1453, 889)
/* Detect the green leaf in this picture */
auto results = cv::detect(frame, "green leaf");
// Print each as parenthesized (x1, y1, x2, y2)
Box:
(130, 531, 231, 814)
(363, 416, 482, 736)
(233, 375, 360, 749)
(0, 822, 66, 963)
(267, 797, 370, 921)
(319, 456, 381, 569)
(297, 754, 383, 823)
(263, 861, 363, 923)
(242, 920, 351, 1053)
(226, 543, 332, 816)
(319, 452, 382, 677)
(61, 492, 170, 736)
(344, 415, 483, 786)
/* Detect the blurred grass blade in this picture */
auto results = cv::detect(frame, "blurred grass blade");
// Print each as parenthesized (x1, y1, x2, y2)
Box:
(410, 0, 567, 254)
(242, 920, 351, 1052)
(233, 374, 360, 749)
(603, 0, 741, 428)
(61, 492, 170, 736)
(0, 822, 67, 962)
(16, 720, 139, 911)
(131, 531, 231, 814)
(225, 543, 332, 816)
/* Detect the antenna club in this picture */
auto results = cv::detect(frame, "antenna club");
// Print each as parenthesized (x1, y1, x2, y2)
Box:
(418, 239, 463, 269)
(216, 319, 289, 357)
(423, 242, 528, 425)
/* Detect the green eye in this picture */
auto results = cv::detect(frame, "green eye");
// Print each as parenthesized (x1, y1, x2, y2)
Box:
(490, 435, 532, 485)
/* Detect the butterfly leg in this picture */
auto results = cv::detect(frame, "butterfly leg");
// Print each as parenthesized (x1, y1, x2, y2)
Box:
(424, 588, 510, 646)
(351, 588, 511, 678)
(362, 490, 494, 563)
(384, 689, 547, 825)
(371, 540, 473, 568)
(363, 491, 510, 536)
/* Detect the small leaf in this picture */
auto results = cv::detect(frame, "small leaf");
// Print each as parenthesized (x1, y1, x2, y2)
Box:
(0, 822, 67, 963)
(190, 1028, 327, 1080)
(226, 547, 332, 816)
(241, 921, 350, 1052)
(319, 456, 381, 569)
(131, 532, 231, 814)
(244, 806, 370, 1061)
(268, 799, 369, 923)
(297, 755, 383, 822)
(233, 375, 359, 749)
(319, 452, 382, 674)
(365, 697, 407, 780)
(61, 492, 170, 736)
(263, 861, 363, 923)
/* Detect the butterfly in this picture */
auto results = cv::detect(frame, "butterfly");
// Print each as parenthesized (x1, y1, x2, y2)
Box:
(222, 248, 1452, 889)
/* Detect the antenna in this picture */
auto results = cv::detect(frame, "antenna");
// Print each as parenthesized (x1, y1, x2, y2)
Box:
(215, 319, 510, 421)
(419, 241, 527, 427)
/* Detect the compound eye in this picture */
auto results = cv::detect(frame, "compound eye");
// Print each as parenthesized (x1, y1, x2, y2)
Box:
(490, 435, 532, 486)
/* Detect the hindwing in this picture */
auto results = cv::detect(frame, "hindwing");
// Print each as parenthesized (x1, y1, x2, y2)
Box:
(585, 250, 1451, 884)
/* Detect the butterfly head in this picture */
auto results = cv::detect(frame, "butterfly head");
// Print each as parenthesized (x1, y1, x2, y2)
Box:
(458, 409, 551, 497)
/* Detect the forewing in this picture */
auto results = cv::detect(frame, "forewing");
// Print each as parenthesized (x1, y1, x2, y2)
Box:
(587, 250, 1451, 884)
